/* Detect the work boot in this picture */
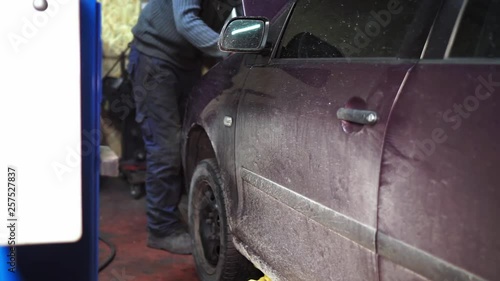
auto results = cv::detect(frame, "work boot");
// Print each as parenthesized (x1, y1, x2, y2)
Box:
(147, 228, 193, 255)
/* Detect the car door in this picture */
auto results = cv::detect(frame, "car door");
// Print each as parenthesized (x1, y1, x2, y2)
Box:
(232, 0, 441, 280)
(378, 0, 500, 280)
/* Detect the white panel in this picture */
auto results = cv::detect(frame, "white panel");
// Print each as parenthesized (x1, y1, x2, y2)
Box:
(0, 0, 82, 245)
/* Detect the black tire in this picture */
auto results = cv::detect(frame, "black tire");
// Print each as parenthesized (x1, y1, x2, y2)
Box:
(189, 159, 261, 281)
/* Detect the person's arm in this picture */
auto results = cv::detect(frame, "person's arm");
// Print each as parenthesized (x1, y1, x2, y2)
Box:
(172, 0, 226, 57)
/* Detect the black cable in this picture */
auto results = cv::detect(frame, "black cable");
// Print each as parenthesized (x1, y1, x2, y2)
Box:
(103, 43, 131, 78)
(98, 235, 117, 272)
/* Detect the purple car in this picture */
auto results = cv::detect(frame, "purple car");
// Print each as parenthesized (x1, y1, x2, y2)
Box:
(182, 0, 500, 280)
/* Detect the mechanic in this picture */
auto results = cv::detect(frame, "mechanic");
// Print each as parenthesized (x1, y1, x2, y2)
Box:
(127, 0, 230, 255)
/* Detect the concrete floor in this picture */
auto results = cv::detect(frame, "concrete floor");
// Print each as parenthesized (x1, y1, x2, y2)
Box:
(98, 177, 199, 281)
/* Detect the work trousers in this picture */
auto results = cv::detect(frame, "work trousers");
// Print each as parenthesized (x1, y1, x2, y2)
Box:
(127, 43, 200, 236)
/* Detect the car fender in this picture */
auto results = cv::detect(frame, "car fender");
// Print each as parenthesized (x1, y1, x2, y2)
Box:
(182, 53, 251, 227)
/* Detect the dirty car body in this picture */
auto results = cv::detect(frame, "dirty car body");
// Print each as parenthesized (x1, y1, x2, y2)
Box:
(182, 0, 500, 280)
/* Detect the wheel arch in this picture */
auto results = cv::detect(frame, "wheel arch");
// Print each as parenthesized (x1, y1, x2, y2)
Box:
(184, 124, 217, 193)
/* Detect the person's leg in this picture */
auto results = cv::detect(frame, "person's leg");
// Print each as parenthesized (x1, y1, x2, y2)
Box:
(128, 45, 191, 254)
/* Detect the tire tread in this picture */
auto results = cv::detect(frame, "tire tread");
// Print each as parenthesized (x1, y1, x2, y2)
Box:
(190, 159, 261, 281)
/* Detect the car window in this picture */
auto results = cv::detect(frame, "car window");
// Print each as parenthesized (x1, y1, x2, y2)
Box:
(449, 0, 500, 58)
(277, 0, 441, 59)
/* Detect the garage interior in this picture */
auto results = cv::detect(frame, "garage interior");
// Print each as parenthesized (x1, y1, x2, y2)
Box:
(95, 0, 500, 281)
(97, 0, 232, 280)
(3, 0, 498, 280)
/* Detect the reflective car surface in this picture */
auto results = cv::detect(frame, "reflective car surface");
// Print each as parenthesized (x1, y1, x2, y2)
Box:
(182, 0, 500, 280)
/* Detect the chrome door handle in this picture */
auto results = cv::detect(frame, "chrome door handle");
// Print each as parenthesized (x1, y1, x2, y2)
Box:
(336, 108, 378, 125)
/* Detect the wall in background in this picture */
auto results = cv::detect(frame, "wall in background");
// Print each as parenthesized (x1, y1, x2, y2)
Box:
(99, 0, 141, 78)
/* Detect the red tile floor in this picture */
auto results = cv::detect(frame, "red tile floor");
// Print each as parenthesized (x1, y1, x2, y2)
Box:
(98, 177, 199, 281)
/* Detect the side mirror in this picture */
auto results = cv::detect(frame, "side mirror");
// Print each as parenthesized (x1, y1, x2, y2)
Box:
(219, 17, 269, 53)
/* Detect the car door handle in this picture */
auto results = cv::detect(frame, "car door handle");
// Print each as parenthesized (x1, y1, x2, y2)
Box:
(336, 108, 378, 125)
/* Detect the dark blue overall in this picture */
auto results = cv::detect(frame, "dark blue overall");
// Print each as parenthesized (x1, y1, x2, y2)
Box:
(127, 44, 200, 236)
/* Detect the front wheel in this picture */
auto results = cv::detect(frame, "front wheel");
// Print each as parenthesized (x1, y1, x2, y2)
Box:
(188, 159, 261, 281)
